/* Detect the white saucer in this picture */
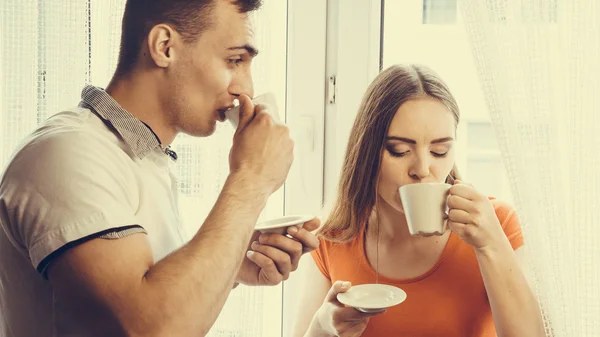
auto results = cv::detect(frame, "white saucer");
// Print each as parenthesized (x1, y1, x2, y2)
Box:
(254, 215, 315, 235)
(337, 284, 407, 313)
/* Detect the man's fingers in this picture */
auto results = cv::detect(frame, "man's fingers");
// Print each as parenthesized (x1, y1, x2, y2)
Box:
(236, 94, 255, 131)
(250, 241, 292, 277)
(246, 251, 284, 284)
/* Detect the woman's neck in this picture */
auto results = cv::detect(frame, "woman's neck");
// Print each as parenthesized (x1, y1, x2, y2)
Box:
(367, 196, 449, 249)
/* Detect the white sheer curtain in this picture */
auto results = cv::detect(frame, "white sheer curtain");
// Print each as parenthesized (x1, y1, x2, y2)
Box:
(460, 1, 600, 335)
(0, 1, 286, 336)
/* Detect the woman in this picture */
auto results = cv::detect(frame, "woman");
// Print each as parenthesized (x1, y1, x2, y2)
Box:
(291, 65, 544, 336)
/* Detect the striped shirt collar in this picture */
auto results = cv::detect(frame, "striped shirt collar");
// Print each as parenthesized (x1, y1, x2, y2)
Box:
(78, 85, 161, 160)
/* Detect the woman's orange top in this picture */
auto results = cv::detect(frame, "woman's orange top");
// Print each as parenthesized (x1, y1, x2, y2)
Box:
(311, 199, 524, 337)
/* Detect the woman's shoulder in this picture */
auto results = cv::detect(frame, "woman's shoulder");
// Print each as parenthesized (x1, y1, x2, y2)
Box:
(315, 225, 365, 255)
(488, 197, 518, 226)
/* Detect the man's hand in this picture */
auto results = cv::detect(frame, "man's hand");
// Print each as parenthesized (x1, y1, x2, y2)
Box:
(229, 95, 294, 196)
(235, 217, 320, 286)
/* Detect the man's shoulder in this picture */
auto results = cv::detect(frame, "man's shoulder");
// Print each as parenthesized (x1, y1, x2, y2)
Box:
(40, 107, 130, 151)
(1, 107, 136, 189)
(19, 107, 132, 162)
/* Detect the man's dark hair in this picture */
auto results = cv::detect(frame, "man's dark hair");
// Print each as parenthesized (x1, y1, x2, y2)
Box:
(115, 0, 262, 75)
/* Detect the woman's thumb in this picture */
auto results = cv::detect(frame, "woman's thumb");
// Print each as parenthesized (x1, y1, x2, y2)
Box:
(325, 280, 352, 304)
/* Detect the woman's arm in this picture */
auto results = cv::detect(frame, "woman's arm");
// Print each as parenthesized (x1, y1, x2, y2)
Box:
(446, 182, 545, 337)
(476, 244, 545, 337)
(291, 257, 332, 337)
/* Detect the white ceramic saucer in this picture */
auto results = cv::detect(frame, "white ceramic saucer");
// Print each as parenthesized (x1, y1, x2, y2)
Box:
(254, 215, 315, 235)
(337, 284, 407, 313)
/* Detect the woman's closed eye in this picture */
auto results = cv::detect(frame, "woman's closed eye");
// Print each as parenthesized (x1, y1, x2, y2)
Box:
(387, 147, 409, 157)
(430, 145, 452, 157)
(431, 151, 448, 158)
(387, 149, 448, 158)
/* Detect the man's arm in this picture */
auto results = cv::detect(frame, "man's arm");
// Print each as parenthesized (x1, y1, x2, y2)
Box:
(48, 172, 269, 337)
(48, 97, 295, 337)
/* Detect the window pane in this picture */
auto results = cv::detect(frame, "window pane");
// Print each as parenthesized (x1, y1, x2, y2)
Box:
(467, 121, 499, 151)
(423, 0, 457, 25)
(466, 156, 511, 200)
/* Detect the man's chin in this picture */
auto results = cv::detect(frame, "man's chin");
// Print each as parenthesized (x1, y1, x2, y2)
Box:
(182, 123, 217, 138)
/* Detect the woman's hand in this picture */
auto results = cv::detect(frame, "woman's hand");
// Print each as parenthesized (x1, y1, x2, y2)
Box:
(446, 180, 508, 252)
(307, 281, 385, 337)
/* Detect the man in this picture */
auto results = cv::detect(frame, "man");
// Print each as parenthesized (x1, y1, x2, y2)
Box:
(0, 0, 319, 336)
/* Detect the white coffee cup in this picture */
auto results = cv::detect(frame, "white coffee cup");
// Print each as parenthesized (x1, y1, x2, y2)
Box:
(224, 92, 281, 128)
(399, 182, 451, 236)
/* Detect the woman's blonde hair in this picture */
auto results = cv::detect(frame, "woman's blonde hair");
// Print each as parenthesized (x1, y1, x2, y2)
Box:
(318, 64, 461, 243)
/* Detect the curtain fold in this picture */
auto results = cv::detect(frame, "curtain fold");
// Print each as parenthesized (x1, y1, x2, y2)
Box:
(460, 1, 600, 335)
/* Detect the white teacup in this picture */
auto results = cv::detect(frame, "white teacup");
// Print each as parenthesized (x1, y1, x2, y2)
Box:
(399, 182, 451, 236)
(224, 92, 281, 129)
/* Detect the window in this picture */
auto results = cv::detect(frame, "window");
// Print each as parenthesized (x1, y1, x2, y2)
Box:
(465, 121, 513, 201)
(423, 0, 457, 25)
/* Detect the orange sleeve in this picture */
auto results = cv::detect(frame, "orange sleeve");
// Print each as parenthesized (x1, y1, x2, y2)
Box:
(493, 200, 524, 250)
(310, 238, 331, 280)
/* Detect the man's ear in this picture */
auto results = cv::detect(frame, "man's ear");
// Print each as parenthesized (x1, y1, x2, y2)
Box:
(146, 24, 178, 68)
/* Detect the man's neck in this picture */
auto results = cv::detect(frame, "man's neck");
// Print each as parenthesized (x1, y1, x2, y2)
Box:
(105, 72, 177, 145)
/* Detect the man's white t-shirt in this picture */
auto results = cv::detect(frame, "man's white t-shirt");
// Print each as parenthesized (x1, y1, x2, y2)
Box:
(0, 85, 187, 336)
